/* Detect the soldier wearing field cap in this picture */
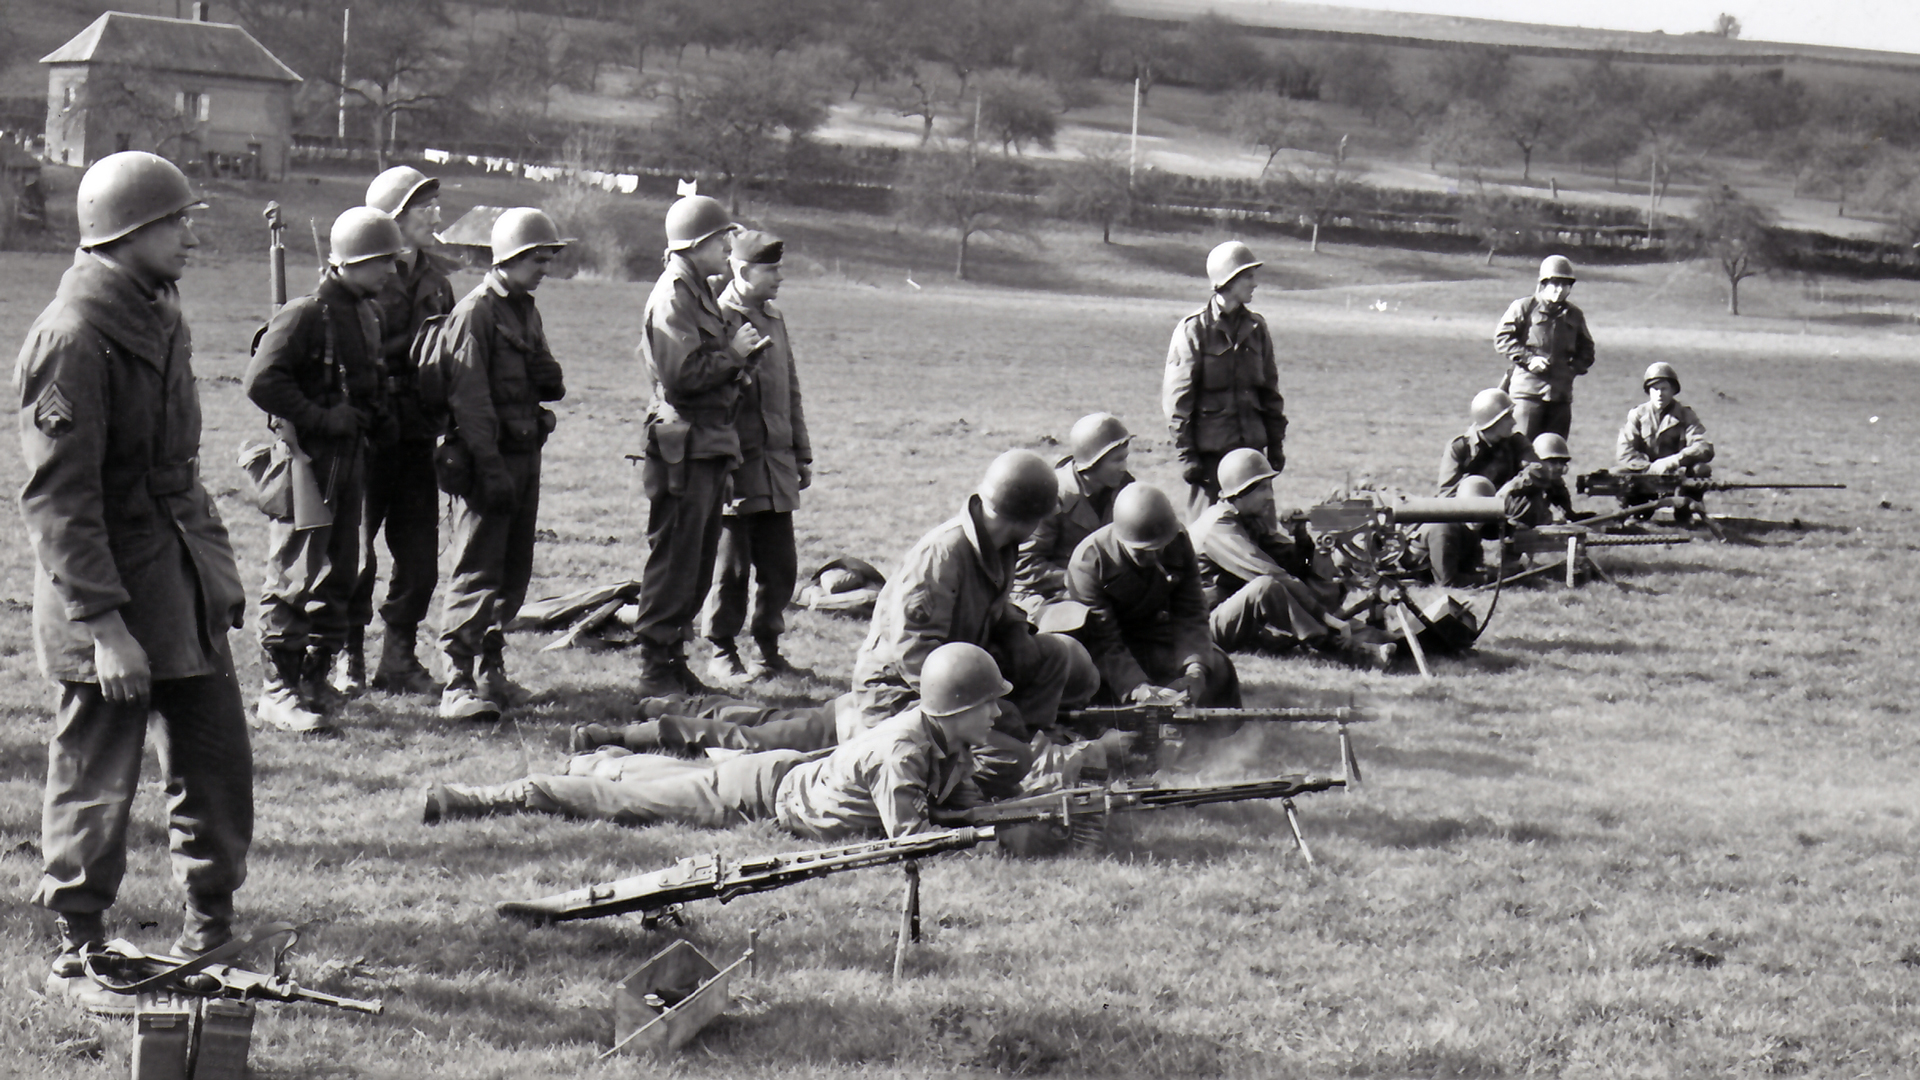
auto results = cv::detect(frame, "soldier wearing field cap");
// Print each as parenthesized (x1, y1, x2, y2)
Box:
(699, 229, 812, 682)
(350, 166, 456, 697)
(1164, 240, 1287, 515)
(1066, 482, 1241, 708)
(1495, 255, 1595, 440)
(18, 152, 252, 1012)
(245, 206, 401, 733)
(435, 208, 570, 722)
(636, 191, 762, 696)
(1190, 448, 1343, 653)
(1012, 412, 1135, 613)
(853, 450, 1081, 796)
(1617, 362, 1713, 477)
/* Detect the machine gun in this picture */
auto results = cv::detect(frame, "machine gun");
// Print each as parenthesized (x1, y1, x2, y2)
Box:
(1577, 469, 1845, 538)
(498, 826, 995, 926)
(1065, 703, 1365, 780)
(82, 927, 382, 1014)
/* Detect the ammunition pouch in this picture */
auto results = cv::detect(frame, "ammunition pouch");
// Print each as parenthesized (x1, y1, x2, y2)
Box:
(236, 440, 296, 521)
(643, 419, 691, 500)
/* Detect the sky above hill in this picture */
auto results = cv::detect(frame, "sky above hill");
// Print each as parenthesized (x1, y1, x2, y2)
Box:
(1326, 0, 1920, 55)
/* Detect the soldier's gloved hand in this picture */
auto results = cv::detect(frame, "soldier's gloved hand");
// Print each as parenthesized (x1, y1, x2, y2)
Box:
(1267, 446, 1286, 474)
(318, 403, 366, 438)
(1181, 460, 1208, 487)
(798, 461, 813, 490)
(731, 323, 768, 363)
(478, 468, 517, 514)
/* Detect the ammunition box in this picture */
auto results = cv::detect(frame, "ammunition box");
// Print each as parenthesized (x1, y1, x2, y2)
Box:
(132, 993, 195, 1080)
(191, 999, 255, 1079)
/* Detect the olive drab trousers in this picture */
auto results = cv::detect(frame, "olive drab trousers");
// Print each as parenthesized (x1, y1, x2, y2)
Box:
(700, 509, 798, 644)
(439, 451, 541, 668)
(526, 748, 807, 827)
(636, 455, 732, 647)
(351, 439, 440, 636)
(259, 445, 365, 652)
(36, 670, 253, 952)
(1208, 575, 1334, 649)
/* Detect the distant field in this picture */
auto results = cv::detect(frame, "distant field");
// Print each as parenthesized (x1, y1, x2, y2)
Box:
(0, 211, 1915, 1078)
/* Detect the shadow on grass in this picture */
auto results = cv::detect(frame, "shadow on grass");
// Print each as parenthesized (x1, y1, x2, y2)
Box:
(1358, 742, 1531, 779)
(0, 738, 47, 784)
(1499, 637, 1654, 656)
(1327, 805, 1564, 850)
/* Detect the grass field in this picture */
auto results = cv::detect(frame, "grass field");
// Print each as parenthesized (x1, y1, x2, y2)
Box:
(0, 208, 1916, 1079)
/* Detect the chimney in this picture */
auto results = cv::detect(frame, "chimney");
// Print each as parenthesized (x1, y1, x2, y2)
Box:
(191, 3, 208, 20)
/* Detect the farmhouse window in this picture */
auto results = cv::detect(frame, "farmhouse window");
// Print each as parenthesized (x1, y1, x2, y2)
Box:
(62, 86, 74, 109)
(177, 92, 210, 122)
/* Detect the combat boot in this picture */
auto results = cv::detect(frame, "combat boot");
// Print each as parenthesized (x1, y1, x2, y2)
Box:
(422, 780, 545, 824)
(371, 625, 439, 695)
(671, 646, 712, 694)
(751, 635, 798, 677)
(329, 626, 367, 696)
(705, 638, 749, 685)
(301, 646, 347, 717)
(42, 913, 131, 1017)
(570, 720, 666, 755)
(256, 648, 328, 733)
(439, 657, 501, 723)
(479, 650, 529, 709)
(638, 642, 687, 698)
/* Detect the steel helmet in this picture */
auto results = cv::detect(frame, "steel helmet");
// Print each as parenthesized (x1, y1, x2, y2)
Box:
(1642, 361, 1681, 393)
(76, 151, 206, 247)
(328, 206, 404, 266)
(1538, 254, 1576, 282)
(491, 207, 572, 265)
(920, 642, 1013, 718)
(1206, 240, 1262, 290)
(980, 450, 1059, 522)
(365, 166, 439, 215)
(1457, 476, 1497, 498)
(1112, 482, 1181, 550)
(1069, 413, 1131, 470)
(1470, 388, 1515, 431)
(664, 194, 732, 251)
(1532, 433, 1571, 461)
(1217, 447, 1278, 499)
(1060, 636, 1100, 706)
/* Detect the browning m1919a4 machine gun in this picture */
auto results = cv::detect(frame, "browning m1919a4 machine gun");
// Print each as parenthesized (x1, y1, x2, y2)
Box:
(1576, 470, 1846, 538)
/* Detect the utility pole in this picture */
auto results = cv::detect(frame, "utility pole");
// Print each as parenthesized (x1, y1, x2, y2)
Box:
(1646, 150, 1657, 242)
(337, 7, 351, 140)
(1129, 75, 1141, 186)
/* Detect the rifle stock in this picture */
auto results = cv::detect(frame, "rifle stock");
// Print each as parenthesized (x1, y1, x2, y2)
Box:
(497, 826, 995, 925)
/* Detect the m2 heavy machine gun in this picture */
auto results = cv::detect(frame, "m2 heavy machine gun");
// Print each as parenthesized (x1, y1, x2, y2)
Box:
(1576, 470, 1846, 538)
(1307, 492, 1509, 676)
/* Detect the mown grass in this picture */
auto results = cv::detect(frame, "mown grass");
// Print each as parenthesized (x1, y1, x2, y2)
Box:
(0, 216, 1915, 1079)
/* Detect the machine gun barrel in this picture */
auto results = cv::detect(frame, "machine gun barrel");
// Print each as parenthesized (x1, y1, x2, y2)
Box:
(497, 826, 994, 925)
(933, 774, 1345, 828)
(1577, 469, 1845, 498)
(1704, 481, 1847, 491)
(1066, 705, 1361, 726)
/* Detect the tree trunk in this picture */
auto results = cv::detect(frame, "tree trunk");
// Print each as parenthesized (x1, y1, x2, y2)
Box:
(1521, 146, 1531, 182)
(1485, 243, 1496, 266)
(1310, 221, 1320, 253)
(1728, 276, 1740, 315)
(956, 229, 969, 280)
(1102, 220, 1111, 244)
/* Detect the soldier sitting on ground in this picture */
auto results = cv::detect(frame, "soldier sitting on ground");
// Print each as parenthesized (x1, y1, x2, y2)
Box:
(1188, 448, 1345, 654)
(1439, 387, 1540, 498)
(1066, 483, 1241, 708)
(1503, 433, 1575, 529)
(423, 642, 1005, 839)
(1410, 475, 1501, 587)
(571, 637, 1102, 759)
(1011, 413, 1135, 616)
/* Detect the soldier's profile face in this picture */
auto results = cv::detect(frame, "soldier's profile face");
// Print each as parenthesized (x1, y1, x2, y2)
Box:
(398, 199, 442, 247)
(501, 249, 555, 292)
(737, 260, 782, 302)
(114, 211, 197, 284)
(1084, 444, 1130, 489)
(1221, 270, 1258, 308)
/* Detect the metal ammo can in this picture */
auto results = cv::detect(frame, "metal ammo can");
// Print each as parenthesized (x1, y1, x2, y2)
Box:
(131, 993, 194, 1080)
(192, 999, 256, 1079)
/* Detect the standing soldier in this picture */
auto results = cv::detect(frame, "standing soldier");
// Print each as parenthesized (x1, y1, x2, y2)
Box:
(1011, 412, 1134, 614)
(700, 229, 812, 682)
(244, 206, 400, 733)
(436, 208, 569, 721)
(351, 166, 455, 696)
(18, 153, 252, 1012)
(1495, 254, 1595, 440)
(1163, 240, 1287, 515)
(636, 192, 759, 696)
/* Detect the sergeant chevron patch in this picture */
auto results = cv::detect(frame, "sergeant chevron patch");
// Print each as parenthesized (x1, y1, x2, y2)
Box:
(34, 384, 73, 438)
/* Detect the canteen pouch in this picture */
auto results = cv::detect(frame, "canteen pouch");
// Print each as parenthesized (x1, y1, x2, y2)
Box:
(642, 420, 691, 500)
(236, 439, 295, 522)
(434, 435, 474, 496)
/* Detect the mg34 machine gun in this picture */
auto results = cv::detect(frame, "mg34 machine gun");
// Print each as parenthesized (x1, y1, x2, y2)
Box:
(1576, 470, 1846, 539)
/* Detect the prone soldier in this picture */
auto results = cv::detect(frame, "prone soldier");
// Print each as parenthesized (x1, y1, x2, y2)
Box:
(435, 209, 570, 721)
(352, 166, 456, 696)
(1164, 241, 1287, 514)
(18, 153, 253, 1012)
(1495, 254, 1595, 440)
(1011, 412, 1134, 614)
(699, 229, 812, 682)
(1189, 448, 1344, 653)
(244, 206, 400, 733)
(1066, 483, 1241, 708)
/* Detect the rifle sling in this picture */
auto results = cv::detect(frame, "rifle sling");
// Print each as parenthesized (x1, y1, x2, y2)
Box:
(85, 920, 301, 995)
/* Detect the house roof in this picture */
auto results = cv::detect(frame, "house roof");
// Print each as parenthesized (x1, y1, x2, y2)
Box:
(40, 12, 303, 84)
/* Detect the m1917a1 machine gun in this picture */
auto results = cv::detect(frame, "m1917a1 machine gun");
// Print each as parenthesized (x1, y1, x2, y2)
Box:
(1576, 470, 1846, 538)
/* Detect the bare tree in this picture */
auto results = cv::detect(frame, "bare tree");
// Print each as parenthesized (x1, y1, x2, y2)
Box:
(974, 72, 1058, 155)
(337, 4, 456, 168)
(888, 62, 945, 145)
(64, 64, 202, 161)
(1674, 184, 1780, 315)
(1284, 133, 1362, 254)
(1226, 91, 1322, 177)
(1045, 137, 1134, 243)
(1457, 193, 1541, 265)
(1711, 13, 1742, 38)
(896, 136, 1028, 280)
(667, 55, 832, 211)
(1424, 101, 1507, 186)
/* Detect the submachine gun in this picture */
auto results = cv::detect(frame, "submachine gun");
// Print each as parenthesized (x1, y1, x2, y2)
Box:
(1306, 492, 1510, 675)
(1576, 470, 1846, 538)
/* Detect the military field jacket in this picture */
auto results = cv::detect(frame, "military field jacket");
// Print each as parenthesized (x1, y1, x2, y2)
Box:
(1616, 401, 1714, 472)
(639, 255, 746, 462)
(1439, 428, 1539, 496)
(1495, 295, 1595, 403)
(374, 248, 456, 444)
(1189, 501, 1316, 608)
(1162, 293, 1287, 464)
(718, 280, 810, 514)
(444, 270, 565, 478)
(853, 494, 1035, 699)
(1066, 524, 1213, 696)
(15, 251, 245, 681)
(1012, 462, 1127, 601)
(775, 709, 981, 840)
(243, 273, 387, 452)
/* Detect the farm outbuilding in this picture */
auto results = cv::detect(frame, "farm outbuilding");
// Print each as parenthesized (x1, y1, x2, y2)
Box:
(40, 8, 301, 180)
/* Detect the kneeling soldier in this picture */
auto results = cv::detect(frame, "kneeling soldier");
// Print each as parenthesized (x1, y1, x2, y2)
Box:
(1439, 387, 1538, 497)
(1011, 412, 1134, 613)
(424, 641, 1005, 839)
(1617, 361, 1713, 480)
(1067, 483, 1241, 707)
(20, 153, 252, 1013)
(245, 207, 400, 732)
(1190, 448, 1343, 653)
(436, 209, 569, 721)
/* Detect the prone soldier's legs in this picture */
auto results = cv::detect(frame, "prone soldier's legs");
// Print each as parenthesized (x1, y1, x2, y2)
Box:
(523, 749, 805, 826)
